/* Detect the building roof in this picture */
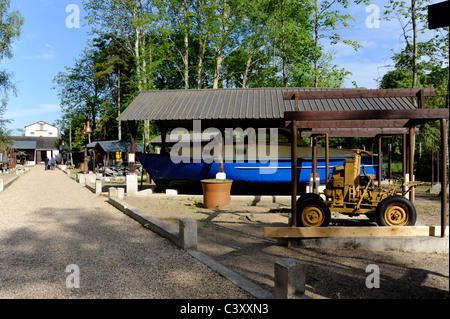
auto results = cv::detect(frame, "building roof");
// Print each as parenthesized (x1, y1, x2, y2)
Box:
(117, 87, 417, 130)
(9, 136, 58, 150)
(10, 140, 37, 150)
(24, 121, 58, 128)
(149, 131, 220, 144)
(87, 140, 144, 153)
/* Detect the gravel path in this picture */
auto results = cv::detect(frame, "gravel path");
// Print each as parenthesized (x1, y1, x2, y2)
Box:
(0, 166, 251, 299)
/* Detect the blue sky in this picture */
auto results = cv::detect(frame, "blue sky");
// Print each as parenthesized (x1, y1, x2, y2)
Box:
(4, 0, 89, 135)
(2, 0, 443, 135)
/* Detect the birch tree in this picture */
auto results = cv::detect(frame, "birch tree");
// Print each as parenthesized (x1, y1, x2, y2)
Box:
(0, 0, 23, 141)
(155, 0, 192, 89)
(84, 0, 157, 148)
(384, 0, 432, 88)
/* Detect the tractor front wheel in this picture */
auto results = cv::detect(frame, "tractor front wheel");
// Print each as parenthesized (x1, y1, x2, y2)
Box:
(376, 196, 417, 226)
(296, 198, 331, 227)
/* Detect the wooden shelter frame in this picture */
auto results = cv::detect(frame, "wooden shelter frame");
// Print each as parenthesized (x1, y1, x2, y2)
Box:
(283, 88, 449, 238)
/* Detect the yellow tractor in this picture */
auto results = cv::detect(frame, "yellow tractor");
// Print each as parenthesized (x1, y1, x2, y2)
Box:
(296, 149, 422, 227)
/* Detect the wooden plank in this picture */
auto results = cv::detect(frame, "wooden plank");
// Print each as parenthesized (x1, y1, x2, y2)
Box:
(287, 119, 410, 129)
(284, 109, 449, 122)
(300, 127, 416, 138)
(264, 226, 433, 238)
(283, 88, 435, 100)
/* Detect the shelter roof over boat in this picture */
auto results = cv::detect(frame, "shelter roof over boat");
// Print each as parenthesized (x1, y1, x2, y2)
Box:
(117, 87, 417, 130)
(87, 140, 144, 153)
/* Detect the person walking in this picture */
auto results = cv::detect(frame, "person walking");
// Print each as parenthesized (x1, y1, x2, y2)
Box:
(44, 157, 49, 170)
(50, 157, 55, 170)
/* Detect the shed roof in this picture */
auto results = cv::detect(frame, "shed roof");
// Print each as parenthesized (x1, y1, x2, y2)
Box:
(117, 88, 417, 129)
(87, 140, 144, 153)
(149, 131, 220, 144)
(10, 140, 37, 150)
(9, 136, 58, 150)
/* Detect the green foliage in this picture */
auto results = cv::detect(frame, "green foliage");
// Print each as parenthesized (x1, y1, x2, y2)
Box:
(52, 0, 371, 147)
(0, 0, 23, 142)
(379, 0, 448, 181)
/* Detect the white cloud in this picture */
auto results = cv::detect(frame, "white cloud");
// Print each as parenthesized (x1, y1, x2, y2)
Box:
(22, 43, 57, 61)
(23, 50, 56, 60)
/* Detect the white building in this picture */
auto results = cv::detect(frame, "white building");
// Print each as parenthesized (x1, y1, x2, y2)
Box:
(9, 121, 60, 165)
(25, 121, 59, 137)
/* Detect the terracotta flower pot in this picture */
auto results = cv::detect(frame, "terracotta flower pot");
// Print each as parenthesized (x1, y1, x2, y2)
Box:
(201, 179, 233, 209)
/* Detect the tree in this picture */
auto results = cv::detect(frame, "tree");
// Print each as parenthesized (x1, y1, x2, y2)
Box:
(93, 35, 134, 140)
(84, 0, 158, 148)
(155, 0, 193, 89)
(384, 0, 434, 88)
(379, 36, 449, 180)
(0, 0, 23, 142)
(311, 0, 367, 87)
(53, 48, 110, 145)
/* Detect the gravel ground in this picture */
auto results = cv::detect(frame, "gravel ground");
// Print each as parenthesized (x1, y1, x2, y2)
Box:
(0, 166, 251, 299)
(123, 183, 449, 299)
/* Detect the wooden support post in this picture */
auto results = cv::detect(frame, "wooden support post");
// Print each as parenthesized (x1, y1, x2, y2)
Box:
(219, 129, 225, 173)
(431, 150, 435, 185)
(388, 143, 392, 180)
(409, 126, 415, 203)
(291, 121, 298, 227)
(417, 88, 425, 109)
(128, 120, 137, 175)
(325, 133, 329, 183)
(441, 118, 448, 238)
(312, 135, 318, 194)
(437, 151, 440, 183)
(402, 134, 407, 195)
(161, 128, 167, 156)
(378, 135, 382, 190)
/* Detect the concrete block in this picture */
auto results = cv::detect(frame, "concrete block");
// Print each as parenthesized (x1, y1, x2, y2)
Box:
(77, 174, 86, 186)
(87, 173, 96, 183)
(108, 187, 118, 199)
(274, 258, 306, 299)
(126, 174, 138, 195)
(117, 187, 125, 200)
(166, 189, 178, 195)
(179, 218, 197, 250)
(216, 172, 226, 180)
(95, 181, 102, 195)
(137, 188, 154, 196)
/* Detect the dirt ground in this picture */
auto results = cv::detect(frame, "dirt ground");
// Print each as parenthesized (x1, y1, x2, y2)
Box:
(115, 181, 449, 300)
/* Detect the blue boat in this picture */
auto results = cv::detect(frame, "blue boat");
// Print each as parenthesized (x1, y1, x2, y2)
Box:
(137, 150, 381, 194)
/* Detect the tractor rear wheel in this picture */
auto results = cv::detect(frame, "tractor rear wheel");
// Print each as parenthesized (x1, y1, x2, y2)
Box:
(297, 198, 331, 227)
(376, 196, 417, 226)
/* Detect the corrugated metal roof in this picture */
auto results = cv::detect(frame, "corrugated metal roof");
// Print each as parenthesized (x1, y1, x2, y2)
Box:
(149, 131, 220, 144)
(88, 140, 144, 153)
(10, 136, 58, 150)
(10, 140, 37, 150)
(117, 88, 416, 123)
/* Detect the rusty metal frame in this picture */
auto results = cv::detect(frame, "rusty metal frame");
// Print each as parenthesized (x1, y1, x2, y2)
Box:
(284, 88, 449, 238)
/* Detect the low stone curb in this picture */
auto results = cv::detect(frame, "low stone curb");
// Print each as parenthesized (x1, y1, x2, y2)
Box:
(107, 195, 274, 299)
(0, 168, 30, 192)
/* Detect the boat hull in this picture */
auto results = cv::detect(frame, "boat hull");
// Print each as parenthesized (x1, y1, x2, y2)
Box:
(138, 154, 381, 193)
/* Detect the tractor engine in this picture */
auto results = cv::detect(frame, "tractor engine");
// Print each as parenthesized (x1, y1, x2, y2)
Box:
(323, 158, 358, 203)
